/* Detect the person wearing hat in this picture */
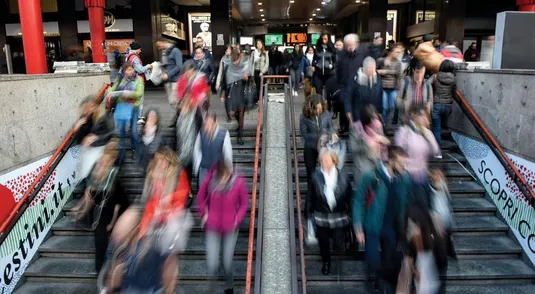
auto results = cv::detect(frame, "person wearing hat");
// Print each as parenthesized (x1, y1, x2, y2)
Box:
(125, 42, 151, 123)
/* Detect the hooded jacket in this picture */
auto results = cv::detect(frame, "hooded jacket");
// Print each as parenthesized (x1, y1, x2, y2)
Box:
(433, 72, 456, 105)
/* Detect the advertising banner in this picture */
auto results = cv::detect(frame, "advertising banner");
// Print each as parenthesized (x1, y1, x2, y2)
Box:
(0, 147, 80, 293)
(188, 13, 211, 53)
(452, 133, 535, 266)
(83, 39, 135, 54)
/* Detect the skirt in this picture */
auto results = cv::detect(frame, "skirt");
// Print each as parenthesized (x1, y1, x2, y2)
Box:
(227, 80, 246, 112)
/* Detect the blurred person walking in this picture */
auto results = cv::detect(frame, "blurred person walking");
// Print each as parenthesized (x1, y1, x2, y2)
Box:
(312, 33, 337, 96)
(377, 45, 403, 124)
(193, 112, 233, 186)
(343, 57, 383, 124)
(192, 46, 215, 110)
(225, 49, 250, 145)
(349, 104, 390, 182)
(440, 38, 464, 64)
(74, 96, 115, 183)
(216, 45, 234, 121)
(136, 108, 164, 171)
(109, 62, 145, 163)
(156, 38, 183, 108)
(252, 39, 269, 102)
(300, 94, 334, 220)
(307, 149, 351, 276)
(464, 42, 479, 62)
(125, 42, 152, 123)
(396, 59, 433, 122)
(352, 146, 412, 293)
(302, 46, 315, 98)
(196, 160, 249, 294)
(394, 106, 440, 189)
(72, 141, 130, 272)
(287, 44, 303, 96)
(431, 60, 456, 151)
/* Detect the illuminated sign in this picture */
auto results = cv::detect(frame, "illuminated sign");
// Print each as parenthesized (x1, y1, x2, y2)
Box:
(286, 33, 307, 45)
(104, 11, 116, 29)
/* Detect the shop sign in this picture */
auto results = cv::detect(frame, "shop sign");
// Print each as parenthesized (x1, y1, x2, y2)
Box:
(83, 39, 135, 54)
(104, 11, 116, 29)
(77, 19, 134, 33)
(387, 10, 398, 42)
(286, 33, 307, 45)
(452, 133, 535, 266)
(0, 147, 80, 294)
(188, 13, 211, 53)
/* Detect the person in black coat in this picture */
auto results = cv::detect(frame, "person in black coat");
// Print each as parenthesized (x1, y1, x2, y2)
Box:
(136, 108, 164, 172)
(312, 33, 337, 96)
(308, 148, 351, 276)
(337, 34, 370, 90)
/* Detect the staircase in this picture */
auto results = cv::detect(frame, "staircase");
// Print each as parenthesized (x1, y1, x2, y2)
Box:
(14, 96, 261, 294)
(292, 124, 535, 292)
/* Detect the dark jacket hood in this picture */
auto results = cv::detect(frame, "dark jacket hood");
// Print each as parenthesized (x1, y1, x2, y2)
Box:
(437, 72, 455, 86)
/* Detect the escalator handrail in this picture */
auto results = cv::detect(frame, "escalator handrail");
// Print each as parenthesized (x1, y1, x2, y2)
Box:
(0, 84, 111, 244)
(245, 75, 266, 294)
(454, 90, 535, 206)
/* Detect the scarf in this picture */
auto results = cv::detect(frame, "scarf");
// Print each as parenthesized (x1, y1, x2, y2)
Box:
(226, 57, 249, 85)
(142, 126, 157, 145)
(321, 167, 338, 211)
(356, 68, 378, 88)
(306, 53, 313, 64)
(118, 74, 137, 91)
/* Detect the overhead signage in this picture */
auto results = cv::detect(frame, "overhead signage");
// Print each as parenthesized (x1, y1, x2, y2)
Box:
(416, 11, 436, 24)
(286, 33, 307, 45)
(77, 19, 134, 33)
(83, 39, 135, 54)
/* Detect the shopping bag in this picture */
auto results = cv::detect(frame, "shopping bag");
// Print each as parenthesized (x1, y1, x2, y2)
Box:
(244, 80, 257, 109)
(148, 62, 163, 86)
(305, 219, 318, 246)
(114, 102, 134, 121)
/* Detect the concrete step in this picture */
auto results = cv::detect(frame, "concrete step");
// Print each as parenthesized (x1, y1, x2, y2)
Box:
(116, 162, 262, 179)
(14, 281, 248, 294)
(121, 137, 260, 150)
(290, 139, 458, 152)
(39, 234, 252, 258)
(300, 234, 522, 259)
(52, 215, 252, 236)
(302, 259, 535, 282)
(294, 151, 466, 165)
(302, 283, 535, 294)
(23, 257, 250, 282)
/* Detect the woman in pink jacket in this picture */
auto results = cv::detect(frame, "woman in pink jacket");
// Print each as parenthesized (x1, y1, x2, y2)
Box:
(394, 106, 440, 186)
(196, 160, 249, 294)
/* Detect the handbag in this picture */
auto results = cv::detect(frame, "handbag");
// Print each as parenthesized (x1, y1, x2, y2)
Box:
(244, 80, 257, 109)
(305, 218, 318, 246)
(114, 102, 134, 121)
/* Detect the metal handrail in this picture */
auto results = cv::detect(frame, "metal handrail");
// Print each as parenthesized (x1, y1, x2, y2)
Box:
(245, 76, 266, 294)
(454, 90, 535, 206)
(0, 83, 111, 244)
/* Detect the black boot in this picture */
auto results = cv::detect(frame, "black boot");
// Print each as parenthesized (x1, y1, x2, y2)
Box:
(237, 128, 244, 145)
(321, 262, 331, 275)
(224, 289, 234, 294)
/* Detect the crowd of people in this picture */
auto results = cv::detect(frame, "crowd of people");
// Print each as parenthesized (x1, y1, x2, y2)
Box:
(300, 32, 461, 293)
(71, 38, 258, 294)
(69, 30, 467, 293)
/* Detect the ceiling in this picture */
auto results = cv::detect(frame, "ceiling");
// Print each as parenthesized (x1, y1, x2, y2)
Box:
(171, 0, 210, 6)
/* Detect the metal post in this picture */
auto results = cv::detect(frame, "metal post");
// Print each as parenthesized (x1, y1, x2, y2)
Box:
(3, 44, 13, 74)
(18, 0, 48, 74)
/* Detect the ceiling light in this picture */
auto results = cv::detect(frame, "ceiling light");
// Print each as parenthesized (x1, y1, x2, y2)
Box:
(312, 13, 316, 16)
(356, 0, 361, 3)
(321, 1, 326, 4)
(261, 14, 264, 17)
(309, 18, 313, 21)
(258, 2, 262, 5)
(316, 8, 321, 11)
(262, 18, 265, 21)
(259, 8, 263, 11)
(290, 0, 295, 3)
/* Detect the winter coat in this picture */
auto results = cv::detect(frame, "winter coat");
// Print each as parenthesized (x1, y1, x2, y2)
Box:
(110, 76, 145, 107)
(299, 111, 334, 150)
(252, 51, 270, 74)
(342, 68, 383, 121)
(307, 168, 351, 215)
(433, 72, 456, 105)
(136, 132, 164, 171)
(313, 45, 336, 76)
(162, 44, 183, 82)
(74, 112, 115, 147)
(351, 163, 412, 236)
(176, 70, 209, 107)
(196, 168, 249, 234)
(348, 119, 385, 180)
(377, 57, 402, 90)
(394, 123, 440, 181)
(337, 45, 370, 88)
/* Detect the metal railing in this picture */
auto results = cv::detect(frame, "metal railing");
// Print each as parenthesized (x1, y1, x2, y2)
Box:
(0, 83, 111, 244)
(454, 90, 535, 206)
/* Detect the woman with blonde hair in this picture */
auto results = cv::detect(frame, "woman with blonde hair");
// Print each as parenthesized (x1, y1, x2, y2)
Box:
(73, 95, 115, 183)
(307, 148, 351, 276)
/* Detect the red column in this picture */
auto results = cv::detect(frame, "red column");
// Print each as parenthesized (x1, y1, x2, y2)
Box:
(85, 0, 106, 63)
(517, 0, 535, 11)
(18, 0, 47, 74)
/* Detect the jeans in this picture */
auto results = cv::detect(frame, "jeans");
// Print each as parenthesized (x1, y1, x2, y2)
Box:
(290, 68, 300, 91)
(365, 227, 398, 284)
(205, 230, 239, 289)
(164, 82, 178, 106)
(382, 89, 398, 123)
(431, 104, 453, 147)
(303, 147, 318, 219)
(117, 107, 139, 163)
